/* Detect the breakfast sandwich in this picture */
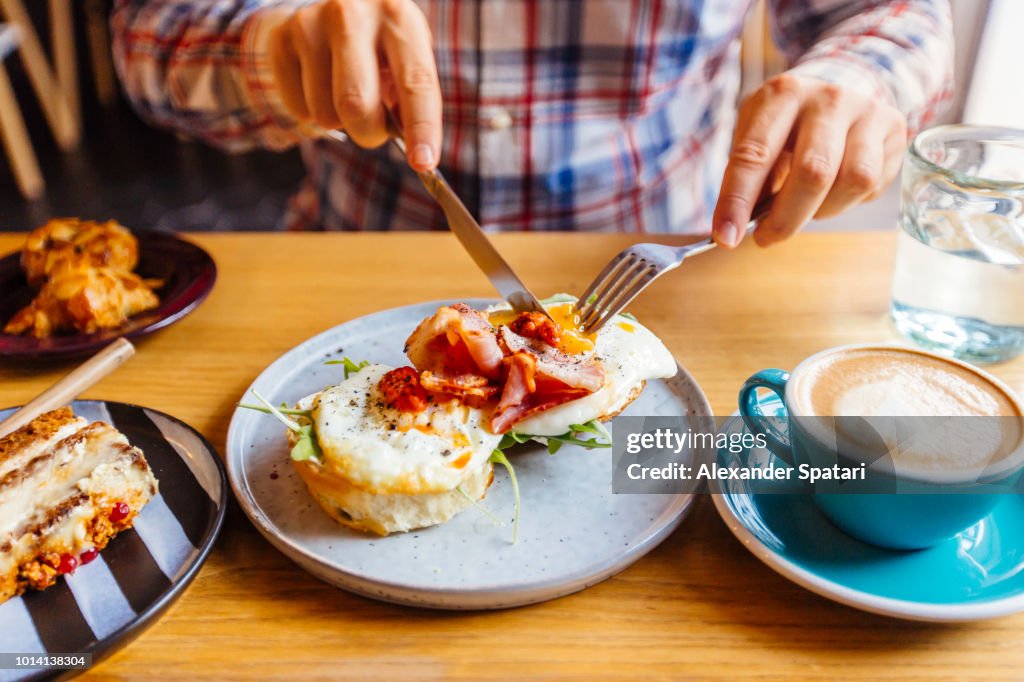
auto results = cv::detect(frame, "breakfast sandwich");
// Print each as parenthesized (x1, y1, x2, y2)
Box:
(284, 364, 500, 536)
(477, 296, 678, 436)
(246, 295, 676, 537)
(0, 407, 159, 605)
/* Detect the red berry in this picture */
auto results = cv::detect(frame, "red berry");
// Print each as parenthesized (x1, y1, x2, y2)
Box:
(58, 553, 79, 575)
(79, 548, 99, 565)
(109, 502, 130, 523)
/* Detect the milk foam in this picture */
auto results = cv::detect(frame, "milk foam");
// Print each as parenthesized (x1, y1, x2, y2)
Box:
(796, 349, 1019, 417)
(791, 348, 1022, 474)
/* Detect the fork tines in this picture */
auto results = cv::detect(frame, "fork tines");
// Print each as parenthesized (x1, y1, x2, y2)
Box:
(574, 249, 658, 333)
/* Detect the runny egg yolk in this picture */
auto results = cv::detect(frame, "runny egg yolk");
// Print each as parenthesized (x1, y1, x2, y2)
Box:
(489, 303, 595, 354)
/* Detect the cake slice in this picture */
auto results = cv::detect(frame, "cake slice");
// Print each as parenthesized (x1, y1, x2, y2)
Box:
(0, 407, 159, 604)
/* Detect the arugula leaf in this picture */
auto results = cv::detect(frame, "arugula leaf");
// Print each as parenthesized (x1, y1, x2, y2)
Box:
(324, 357, 370, 378)
(289, 424, 322, 462)
(497, 431, 532, 450)
(489, 450, 520, 544)
(247, 390, 322, 463)
(569, 420, 612, 442)
(545, 434, 612, 449)
(237, 403, 312, 418)
(251, 390, 302, 431)
(507, 419, 612, 454)
(455, 486, 501, 525)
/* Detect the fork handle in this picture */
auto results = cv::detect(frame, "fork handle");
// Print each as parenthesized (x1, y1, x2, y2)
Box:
(680, 194, 774, 258)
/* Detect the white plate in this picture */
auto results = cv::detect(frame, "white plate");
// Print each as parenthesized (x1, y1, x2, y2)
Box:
(226, 300, 710, 609)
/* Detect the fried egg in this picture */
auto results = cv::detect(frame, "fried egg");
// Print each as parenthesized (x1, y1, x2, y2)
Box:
(488, 297, 677, 436)
(309, 363, 501, 495)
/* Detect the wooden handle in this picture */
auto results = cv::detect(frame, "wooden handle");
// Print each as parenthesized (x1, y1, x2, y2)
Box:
(0, 338, 134, 438)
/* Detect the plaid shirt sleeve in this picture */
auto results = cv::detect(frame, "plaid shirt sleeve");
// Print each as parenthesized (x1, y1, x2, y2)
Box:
(769, 0, 954, 134)
(110, 0, 308, 152)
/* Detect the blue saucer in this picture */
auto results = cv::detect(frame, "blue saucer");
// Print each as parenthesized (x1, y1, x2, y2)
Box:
(711, 397, 1024, 621)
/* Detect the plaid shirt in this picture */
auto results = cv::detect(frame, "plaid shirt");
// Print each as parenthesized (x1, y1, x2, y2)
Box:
(112, 0, 953, 232)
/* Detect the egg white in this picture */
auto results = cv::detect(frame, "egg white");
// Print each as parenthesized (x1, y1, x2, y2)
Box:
(311, 364, 501, 495)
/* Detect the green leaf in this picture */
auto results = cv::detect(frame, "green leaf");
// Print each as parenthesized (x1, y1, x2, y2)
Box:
(619, 311, 638, 322)
(547, 434, 612, 449)
(250, 390, 302, 432)
(455, 486, 501, 525)
(324, 357, 370, 378)
(569, 419, 612, 443)
(237, 403, 312, 418)
(509, 419, 612, 452)
(290, 424, 322, 462)
(246, 391, 321, 463)
(489, 450, 520, 544)
(498, 432, 532, 450)
(504, 425, 611, 451)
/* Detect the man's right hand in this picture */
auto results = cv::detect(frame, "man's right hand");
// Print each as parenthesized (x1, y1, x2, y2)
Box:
(263, 0, 442, 171)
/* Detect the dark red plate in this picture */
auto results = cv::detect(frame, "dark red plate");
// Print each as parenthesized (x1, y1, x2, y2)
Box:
(0, 230, 216, 361)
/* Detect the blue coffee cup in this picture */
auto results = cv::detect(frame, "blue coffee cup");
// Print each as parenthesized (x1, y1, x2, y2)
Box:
(738, 345, 1024, 550)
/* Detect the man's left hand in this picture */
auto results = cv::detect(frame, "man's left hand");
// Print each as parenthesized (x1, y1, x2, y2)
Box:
(712, 73, 908, 248)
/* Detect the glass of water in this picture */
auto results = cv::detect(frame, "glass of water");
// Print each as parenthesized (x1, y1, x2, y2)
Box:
(891, 125, 1024, 363)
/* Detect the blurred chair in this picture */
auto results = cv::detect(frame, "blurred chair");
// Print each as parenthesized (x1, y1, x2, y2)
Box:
(0, 0, 79, 151)
(0, 0, 84, 200)
(0, 23, 43, 199)
(84, 0, 117, 107)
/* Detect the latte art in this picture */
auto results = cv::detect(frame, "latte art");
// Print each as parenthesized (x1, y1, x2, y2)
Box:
(789, 347, 1023, 476)
(793, 349, 1020, 418)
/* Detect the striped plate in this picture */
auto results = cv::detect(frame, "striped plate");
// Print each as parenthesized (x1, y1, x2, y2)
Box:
(0, 401, 226, 681)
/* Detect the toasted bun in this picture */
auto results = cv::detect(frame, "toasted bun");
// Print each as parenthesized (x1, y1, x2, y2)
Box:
(292, 457, 493, 536)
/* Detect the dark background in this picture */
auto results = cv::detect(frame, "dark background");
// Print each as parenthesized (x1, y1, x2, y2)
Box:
(0, 1, 304, 232)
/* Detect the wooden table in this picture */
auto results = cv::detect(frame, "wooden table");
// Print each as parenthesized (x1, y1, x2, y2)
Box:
(2, 232, 1022, 681)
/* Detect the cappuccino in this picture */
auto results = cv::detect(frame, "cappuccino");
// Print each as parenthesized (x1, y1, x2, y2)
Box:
(792, 348, 1021, 418)
(789, 347, 1023, 476)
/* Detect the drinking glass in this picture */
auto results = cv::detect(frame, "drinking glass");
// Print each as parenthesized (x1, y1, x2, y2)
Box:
(891, 125, 1024, 363)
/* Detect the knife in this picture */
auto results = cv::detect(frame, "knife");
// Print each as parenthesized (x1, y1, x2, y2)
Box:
(326, 115, 550, 316)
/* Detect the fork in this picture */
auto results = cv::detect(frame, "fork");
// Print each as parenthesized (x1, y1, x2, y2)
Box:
(574, 195, 773, 334)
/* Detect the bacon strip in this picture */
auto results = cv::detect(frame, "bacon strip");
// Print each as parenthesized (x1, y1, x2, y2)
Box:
(405, 303, 504, 380)
(499, 327, 604, 392)
(490, 353, 594, 434)
(419, 371, 499, 402)
(403, 303, 607, 434)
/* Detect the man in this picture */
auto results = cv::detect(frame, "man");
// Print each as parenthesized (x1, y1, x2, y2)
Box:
(112, 0, 952, 244)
